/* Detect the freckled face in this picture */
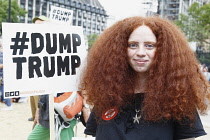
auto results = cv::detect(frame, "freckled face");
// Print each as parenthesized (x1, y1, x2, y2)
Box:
(127, 25, 157, 74)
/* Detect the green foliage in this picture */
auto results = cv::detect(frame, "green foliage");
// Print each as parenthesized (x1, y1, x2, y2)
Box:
(174, 2, 210, 45)
(197, 52, 210, 66)
(87, 33, 98, 49)
(0, 0, 27, 35)
(174, 2, 210, 66)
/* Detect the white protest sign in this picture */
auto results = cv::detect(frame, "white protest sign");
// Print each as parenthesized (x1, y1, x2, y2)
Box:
(50, 5, 73, 25)
(2, 23, 87, 98)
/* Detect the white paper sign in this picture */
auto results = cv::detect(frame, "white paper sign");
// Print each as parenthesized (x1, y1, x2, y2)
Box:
(50, 5, 73, 25)
(2, 23, 87, 98)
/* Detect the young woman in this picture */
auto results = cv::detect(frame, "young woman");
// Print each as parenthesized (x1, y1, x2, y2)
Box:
(80, 16, 210, 140)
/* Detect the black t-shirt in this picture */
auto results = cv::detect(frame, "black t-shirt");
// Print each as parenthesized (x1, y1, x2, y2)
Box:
(84, 94, 206, 140)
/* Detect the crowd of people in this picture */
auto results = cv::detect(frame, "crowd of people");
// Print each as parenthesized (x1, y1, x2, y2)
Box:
(1, 15, 210, 140)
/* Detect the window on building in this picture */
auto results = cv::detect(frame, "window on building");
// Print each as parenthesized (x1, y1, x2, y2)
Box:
(101, 26, 104, 31)
(43, 9, 47, 15)
(28, 0, 32, 5)
(28, 10, 33, 17)
(96, 8, 100, 14)
(28, 17, 32, 23)
(73, 20, 76, 25)
(36, 0, 40, 4)
(91, 7, 96, 12)
(28, 6, 32, 10)
(78, 20, 82, 26)
(60, 0, 65, 3)
(83, 13, 87, 18)
(97, 25, 100, 30)
(73, 9, 76, 16)
(92, 15, 96, 21)
(21, 0, 25, 5)
(83, 22, 86, 27)
(87, 6, 91, 11)
(97, 16, 100, 22)
(77, 3, 81, 8)
(78, 11, 82, 17)
(36, 11, 40, 16)
(83, 4, 86, 9)
(72, 1, 76, 7)
(88, 13, 91, 20)
(83, 30, 86, 35)
(88, 22, 91, 29)
(100, 10, 104, 14)
(66, 0, 71, 5)
(102, 17, 105, 23)
(92, 24, 96, 30)
(20, 4, 25, 9)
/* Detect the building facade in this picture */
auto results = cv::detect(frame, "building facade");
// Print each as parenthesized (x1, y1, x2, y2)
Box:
(159, 0, 206, 20)
(17, 0, 108, 36)
(142, 0, 158, 16)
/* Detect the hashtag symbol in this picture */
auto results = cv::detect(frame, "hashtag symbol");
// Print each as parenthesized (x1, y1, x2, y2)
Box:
(10, 32, 29, 55)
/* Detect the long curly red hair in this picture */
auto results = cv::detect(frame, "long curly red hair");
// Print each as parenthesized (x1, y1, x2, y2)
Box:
(80, 16, 210, 121)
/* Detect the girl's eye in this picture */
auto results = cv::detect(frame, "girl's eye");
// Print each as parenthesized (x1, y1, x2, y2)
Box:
(145, 44, 155, 48)
(128, 43, 138, 48)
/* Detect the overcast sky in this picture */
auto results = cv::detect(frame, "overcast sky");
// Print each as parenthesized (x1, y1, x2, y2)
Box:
(98, 0, 146, 26)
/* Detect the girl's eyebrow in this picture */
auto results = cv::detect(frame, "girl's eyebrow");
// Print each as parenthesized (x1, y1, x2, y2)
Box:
(144, 41, 156, 44)
(128, 41, 138, 43)
(128, 41, 157, 44)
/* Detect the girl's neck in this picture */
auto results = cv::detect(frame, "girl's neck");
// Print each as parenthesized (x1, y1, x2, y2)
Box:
(134, 74, 148, 94)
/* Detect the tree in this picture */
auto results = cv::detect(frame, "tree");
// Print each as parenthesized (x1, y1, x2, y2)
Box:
(0, 0, 27, 35)
(174, 2, 210, 46)
(87, 33, 98, 49)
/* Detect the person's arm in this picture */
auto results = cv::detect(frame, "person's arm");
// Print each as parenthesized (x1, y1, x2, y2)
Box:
(32, 108, 40, 129)
(82, 105, 91, 123)
(0, 64, 3, 69)
(82, 90, 91, 123)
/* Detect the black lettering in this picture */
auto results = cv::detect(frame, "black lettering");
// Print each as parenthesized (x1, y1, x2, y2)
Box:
(13, 57, 27, 79)
(60, 11, 64, 15)
(15, 91, 19, 96)
(43, 56, 55, 77)
(59, 16, 62, 21)
(72, 34, 81, 53)
(62, 17, 66, 21)
(55, 15, 58, 20)
(31, 33, 44, 54)
(10, 92, 14, 96)
(5, 92, 9, 97)
(57, 56, 70, 76)
(29, 57, 42, 78)
(59, 34, 71, 53)
(57, 10, 60, 14)
(64, 11, 68, 16)
(71, 55, 81, 75)
(46, 33, 57, 54)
